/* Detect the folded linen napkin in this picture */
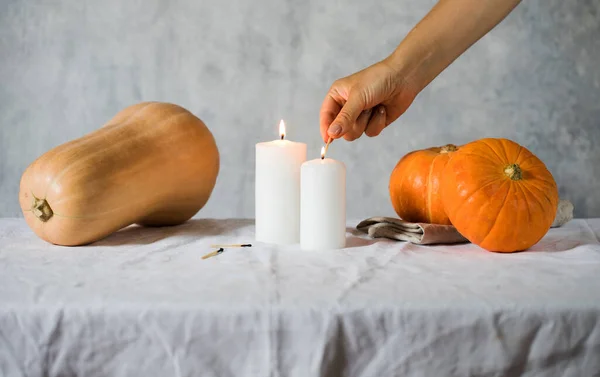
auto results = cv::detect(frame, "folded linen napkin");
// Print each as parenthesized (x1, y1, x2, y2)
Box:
(552, 199, 574, 228)
(356, 199, 574, 245)
(356, 217, 468, 245)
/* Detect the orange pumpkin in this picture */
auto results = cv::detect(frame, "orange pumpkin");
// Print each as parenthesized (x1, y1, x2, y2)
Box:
(441, 138, 558, 252)
(19, 102, 220, 246)
(389, 144, 459, 224)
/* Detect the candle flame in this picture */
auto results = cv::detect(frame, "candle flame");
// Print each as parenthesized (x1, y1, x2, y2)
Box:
(321, 146, 325, 159)
(279, 119, 286, 140)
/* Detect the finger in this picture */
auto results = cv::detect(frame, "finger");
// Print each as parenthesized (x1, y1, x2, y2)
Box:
(327, 92, 365, 139)
(344, 108, 372, 141)
(365, 105, 387, 137)
(319, 94, 342, 143)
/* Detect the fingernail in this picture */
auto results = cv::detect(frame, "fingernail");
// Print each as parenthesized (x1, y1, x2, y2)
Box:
(378, 106, 385, 115)
(328, 124, 342, 136)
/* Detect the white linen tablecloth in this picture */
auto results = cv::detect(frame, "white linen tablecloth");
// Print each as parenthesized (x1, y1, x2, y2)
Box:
(1, 218, 599, 377)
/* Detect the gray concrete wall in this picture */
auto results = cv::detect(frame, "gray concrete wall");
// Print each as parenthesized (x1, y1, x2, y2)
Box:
(1, 0, 599, 220)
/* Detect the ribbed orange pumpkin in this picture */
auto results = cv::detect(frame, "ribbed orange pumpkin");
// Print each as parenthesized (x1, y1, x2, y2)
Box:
(441, 138, 558, 252)
(19, 102, 220, 246)
(389, 144, 459, 224)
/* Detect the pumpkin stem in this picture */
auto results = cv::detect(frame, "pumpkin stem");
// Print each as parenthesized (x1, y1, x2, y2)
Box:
(31, 196, 53, 222)
(440, 144, 458, 154)
(504, 163, 523, 181)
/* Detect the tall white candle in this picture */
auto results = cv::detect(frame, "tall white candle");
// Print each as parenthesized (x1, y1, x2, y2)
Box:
(300, 147, 346, 250)
(255, 120, 307, 244)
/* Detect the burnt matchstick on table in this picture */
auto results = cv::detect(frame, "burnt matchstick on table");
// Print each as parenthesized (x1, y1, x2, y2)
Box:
(202, 247, 224, 260)
(202, 244, 252, 260)
(209, 244, 252, 248)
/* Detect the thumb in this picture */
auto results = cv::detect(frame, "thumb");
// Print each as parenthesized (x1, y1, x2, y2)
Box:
(327, 92, 364, 139)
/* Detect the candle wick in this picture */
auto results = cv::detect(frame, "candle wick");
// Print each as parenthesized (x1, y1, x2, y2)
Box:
(281, 134, 284, 140)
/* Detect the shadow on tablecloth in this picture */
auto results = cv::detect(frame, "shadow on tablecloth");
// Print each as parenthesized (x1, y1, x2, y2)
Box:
(344, 226, 390, 249)
(90, 218, 255, 247)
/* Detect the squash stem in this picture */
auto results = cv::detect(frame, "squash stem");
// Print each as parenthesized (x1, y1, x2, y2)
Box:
(31, 196, 53, 222)
(504, 163, 522, 181)
(440, 144, 458, 153)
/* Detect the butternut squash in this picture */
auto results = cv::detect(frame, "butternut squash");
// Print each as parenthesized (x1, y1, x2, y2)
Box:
(19, 102, 220, 246)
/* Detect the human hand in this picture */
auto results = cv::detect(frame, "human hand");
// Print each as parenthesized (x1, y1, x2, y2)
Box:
(319, 59, 418, 143)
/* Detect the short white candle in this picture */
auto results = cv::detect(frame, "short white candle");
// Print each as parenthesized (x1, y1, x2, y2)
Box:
(255, 120, 307, 245)
(300, 147, 346, 250)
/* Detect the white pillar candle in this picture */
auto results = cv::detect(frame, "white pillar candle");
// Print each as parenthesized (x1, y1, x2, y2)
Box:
(300, 147, 346, 250)
(255, 120, 307, 244)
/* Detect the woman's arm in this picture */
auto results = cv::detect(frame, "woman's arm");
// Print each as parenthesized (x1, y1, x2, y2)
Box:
(320, 0, 522, 142)
(387, 0, 522, 92)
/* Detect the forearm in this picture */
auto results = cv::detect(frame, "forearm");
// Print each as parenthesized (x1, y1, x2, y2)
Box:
(386, 0, 522, 93)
